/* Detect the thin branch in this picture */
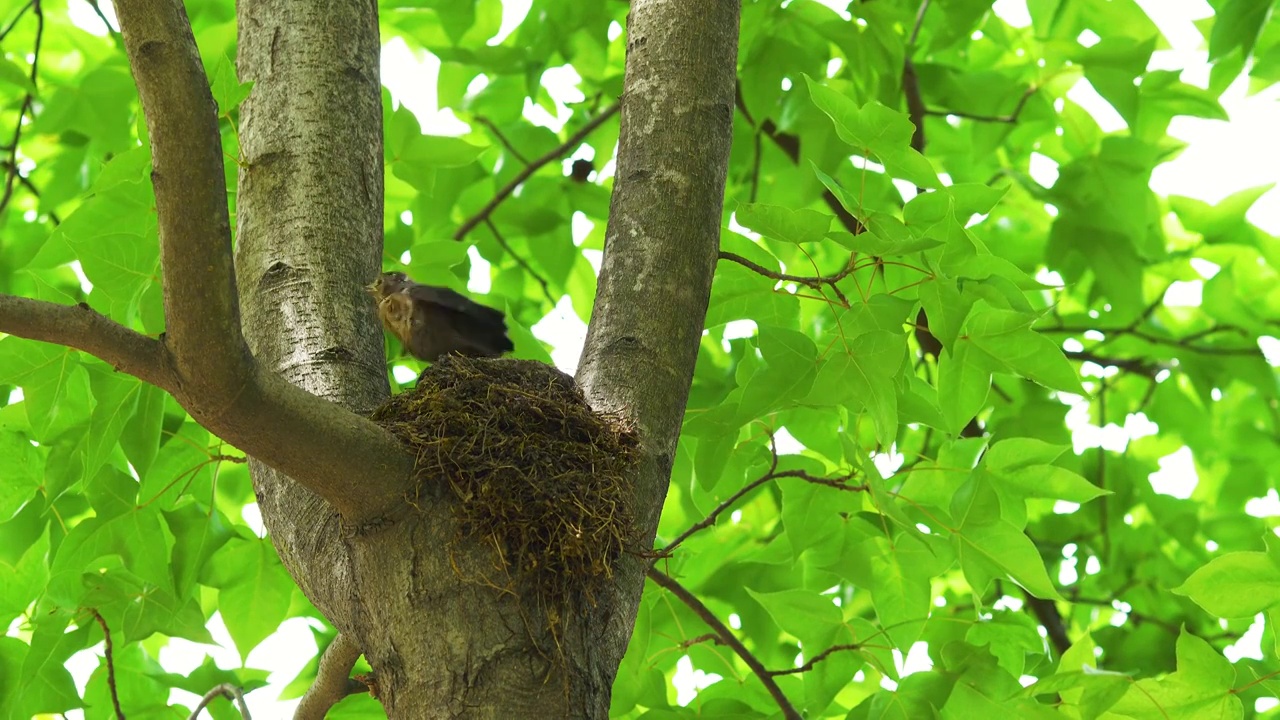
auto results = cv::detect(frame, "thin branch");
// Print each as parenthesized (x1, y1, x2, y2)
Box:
(659, 434, 864, 556)
(1023, 592, 1071, 656)
(189, 683, 251, 720)
(1064, 349, 1163, 377)
(717, 251, 856, 292)
(484, 218, 557, 306)
(86, 0, 123, 45)
(907, 0, 931, 48)
(473, 116, 529, 164)
(4, 161, 60, 223)
(0, 1, 32, 44)
(0, 0, 43, 218)
(921, 86, 1038, 124)
(88, 610, 124, 720)
(647, 568, 802, 720)
(1043, 323, 1263, 357)
(293, 633, 365, 720)
(453, 102, 620, 242)
(770, 643, 863, 676)
(0, 297, 175, 388)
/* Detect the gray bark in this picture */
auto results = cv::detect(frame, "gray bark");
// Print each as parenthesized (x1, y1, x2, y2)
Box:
(575, 0, 741, 685)
(89, 0, 741, 716)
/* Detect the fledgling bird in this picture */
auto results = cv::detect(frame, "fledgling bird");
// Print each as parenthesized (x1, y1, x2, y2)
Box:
(368, 271, 514, 362)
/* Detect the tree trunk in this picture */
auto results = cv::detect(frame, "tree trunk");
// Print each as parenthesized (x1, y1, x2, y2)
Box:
(230, 0, 740, 716)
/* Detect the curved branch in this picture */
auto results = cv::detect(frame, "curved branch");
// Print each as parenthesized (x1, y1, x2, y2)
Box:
(659, 434, 864, 556)
(453, 102, 620, 242)
(0, 0, 43, 218)
(293, 633, 365, 720)
(97, 0, 413, 522)
(718, 251, 855, 291)
(88, 610, 124, 720)
(188, 683, 251, 720)
(0, 297, 175, 387)
(647, 568, 802, 720)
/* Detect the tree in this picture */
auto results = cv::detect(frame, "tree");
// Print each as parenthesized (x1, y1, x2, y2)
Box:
(0, 0, 1278, 717)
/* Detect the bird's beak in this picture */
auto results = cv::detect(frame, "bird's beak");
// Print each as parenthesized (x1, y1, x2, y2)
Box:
(365, 278, 383, 298)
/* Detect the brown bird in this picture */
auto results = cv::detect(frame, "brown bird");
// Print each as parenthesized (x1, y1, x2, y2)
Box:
(368, 271, 514, 362)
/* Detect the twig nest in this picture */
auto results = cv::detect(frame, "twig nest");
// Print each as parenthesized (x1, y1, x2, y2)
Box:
(371, 356, 640, 608)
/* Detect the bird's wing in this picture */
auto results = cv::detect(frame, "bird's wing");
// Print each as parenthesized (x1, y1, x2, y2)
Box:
(404, 284, 507, 325)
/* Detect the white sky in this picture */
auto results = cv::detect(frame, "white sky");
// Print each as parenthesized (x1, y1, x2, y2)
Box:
(42, 0, 1280, 716)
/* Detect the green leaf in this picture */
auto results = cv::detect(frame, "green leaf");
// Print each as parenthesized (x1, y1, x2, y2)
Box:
(804, 76, 941, 189)
(746, 587, 843, 649)
(0, 526, 49, 626)
(964, 303, 1084, 393)
(937, 342, 991, 435)
(1105, 631, 1240, 718)
(208, 53, 254, 114)
(954, 481, 1062, 600)
(1174, 551, 1280, 618)
(0, 339, 91, 442)
(0, 57, 36, 95)
(735, 203, 832, 245)
(211, 537, 296, 659)
(1209, 0, 1270, 61)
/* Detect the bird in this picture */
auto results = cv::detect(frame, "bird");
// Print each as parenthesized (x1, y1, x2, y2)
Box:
(367, 271, 514, 362)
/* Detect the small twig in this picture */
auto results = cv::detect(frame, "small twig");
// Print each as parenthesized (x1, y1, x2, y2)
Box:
(483, 218, 558, 306)
(1064, 350, 1162, 377)
(659, 434, 864, 556)
(0, 0, 32, 43)
(716, 249, 855, 308)
(769, 642, 863, 676)
(1043, 323, 1262, 357)
(453, 102, 620, 242)
(647, 568, 802, 720)
(922, 75, 1052, 126)
(0, 0, 43, 218)
(473, 116, 529, 164)
(86, 0, 121, 42)
(907, 0, 931, 48)
(189, 683, 250, 720)
(293, 633, 365, 720)
(1023, 592, 1071, 655)
(3, 161, 60, 223)
(718, 251, 855, 292)
(88, 610, 124, 720)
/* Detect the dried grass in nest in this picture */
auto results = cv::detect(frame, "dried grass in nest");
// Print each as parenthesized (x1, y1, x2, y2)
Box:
(371, 355, 640, 621)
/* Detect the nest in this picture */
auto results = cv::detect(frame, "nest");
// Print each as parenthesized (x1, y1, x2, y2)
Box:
(371, 356, 640, 620)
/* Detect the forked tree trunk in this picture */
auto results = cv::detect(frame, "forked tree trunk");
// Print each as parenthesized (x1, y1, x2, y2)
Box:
(232, 0, 739, 715)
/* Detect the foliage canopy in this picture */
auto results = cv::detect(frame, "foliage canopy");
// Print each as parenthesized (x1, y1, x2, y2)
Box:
(1, 0, 1279, 717)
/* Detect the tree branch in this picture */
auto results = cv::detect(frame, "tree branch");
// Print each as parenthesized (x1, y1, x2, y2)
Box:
(484, 218, 558, 306)
(453, 102, 620, 242)
(293, 633, 365, 720)
(97, 0, 414, 523)
(0, 297, 174, 387)
(88, 610, 124, 720)
(659, 434, 864, 556)
(115, 0, 246, 393)
(647, 568, 802, 720)
(770, 643, 864, 677)
(0, 0, 42, 218)
(573, 0, 740, 702)
(188, 683, 251, 720)
(717, 250, 856, 292)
